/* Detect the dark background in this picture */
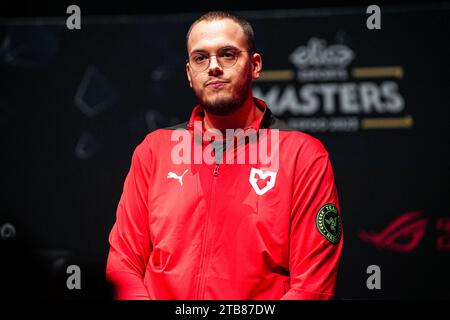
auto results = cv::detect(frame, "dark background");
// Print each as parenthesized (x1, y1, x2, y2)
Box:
(0, 0, 435, 17)
(0, 0, 449, 300)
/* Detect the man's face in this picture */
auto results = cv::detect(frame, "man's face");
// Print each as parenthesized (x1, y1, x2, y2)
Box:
(186, 19, 262, 116)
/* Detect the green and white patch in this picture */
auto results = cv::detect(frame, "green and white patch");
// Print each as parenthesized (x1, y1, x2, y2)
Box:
(316, 204, 341, 244)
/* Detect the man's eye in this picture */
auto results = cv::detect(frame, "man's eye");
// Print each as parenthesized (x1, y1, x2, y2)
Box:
(222, 52, 236, 59)
(193, 55, 208, 63)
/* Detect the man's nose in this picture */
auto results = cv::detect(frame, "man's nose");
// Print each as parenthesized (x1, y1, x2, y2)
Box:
(208, 55, 223, 75)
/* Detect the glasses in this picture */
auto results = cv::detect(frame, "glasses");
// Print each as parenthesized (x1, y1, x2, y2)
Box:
(188, 47, 250, 72)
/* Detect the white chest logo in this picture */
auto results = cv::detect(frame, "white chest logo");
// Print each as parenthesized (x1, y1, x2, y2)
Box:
(167, 169, 188, 186)
(249, 168, 277, 196)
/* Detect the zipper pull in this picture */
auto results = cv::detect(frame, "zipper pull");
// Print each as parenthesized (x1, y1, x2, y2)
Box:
(213, 164, 219, 176)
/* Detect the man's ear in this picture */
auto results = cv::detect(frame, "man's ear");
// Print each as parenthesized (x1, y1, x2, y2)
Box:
(251, 53, 262, 80)
(186, 62, 193, 88)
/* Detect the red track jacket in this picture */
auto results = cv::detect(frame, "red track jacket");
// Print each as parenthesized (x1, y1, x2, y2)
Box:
(106, 98, 343, 300)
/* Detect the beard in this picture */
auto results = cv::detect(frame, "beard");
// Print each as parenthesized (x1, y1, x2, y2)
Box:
(194, 78, 251, 116)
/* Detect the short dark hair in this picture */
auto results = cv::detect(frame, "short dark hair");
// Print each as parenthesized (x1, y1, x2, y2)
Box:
(186, 11, 255, 53)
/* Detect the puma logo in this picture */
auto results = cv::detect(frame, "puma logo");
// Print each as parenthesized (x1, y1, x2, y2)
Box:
(167, 169, 189, 186)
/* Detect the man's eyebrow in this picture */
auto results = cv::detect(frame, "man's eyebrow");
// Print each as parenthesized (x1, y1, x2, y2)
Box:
(190, 49, 208, 54)
(190, 45, 240, 54)
(219, 45, 240, 51)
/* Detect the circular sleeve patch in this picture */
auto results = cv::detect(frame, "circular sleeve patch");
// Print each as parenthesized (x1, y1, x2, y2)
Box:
(315, 203, 342, 244)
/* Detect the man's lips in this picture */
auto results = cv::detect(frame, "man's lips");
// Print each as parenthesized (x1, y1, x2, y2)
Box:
(205, 80, 229, 88)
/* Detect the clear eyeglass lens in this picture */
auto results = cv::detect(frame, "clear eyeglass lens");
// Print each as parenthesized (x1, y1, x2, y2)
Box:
(190, 51, 240, 71)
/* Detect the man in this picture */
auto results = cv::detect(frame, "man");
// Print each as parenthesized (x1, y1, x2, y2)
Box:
(106, 11, 343, 300)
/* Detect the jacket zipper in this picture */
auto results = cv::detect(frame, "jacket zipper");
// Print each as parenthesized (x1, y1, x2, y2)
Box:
(213, 164, 220, 176)
(195, 163, 219, 299)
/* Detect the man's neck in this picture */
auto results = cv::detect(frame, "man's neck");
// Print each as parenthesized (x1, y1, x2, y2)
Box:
(203, 96, 262, 131)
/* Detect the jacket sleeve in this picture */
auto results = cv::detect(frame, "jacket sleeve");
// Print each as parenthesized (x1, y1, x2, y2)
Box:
(106, 137, 153, 300)
(281, 137, 343, 300)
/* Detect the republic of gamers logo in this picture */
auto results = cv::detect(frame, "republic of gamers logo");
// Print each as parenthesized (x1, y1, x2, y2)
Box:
(359, 210, 428, 252)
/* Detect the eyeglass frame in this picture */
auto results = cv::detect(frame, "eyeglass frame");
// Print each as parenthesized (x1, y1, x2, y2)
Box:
(186, 47, 252, 72)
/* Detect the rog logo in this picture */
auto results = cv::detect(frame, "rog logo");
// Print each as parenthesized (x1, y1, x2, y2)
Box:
(359, 210, 428, 252)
